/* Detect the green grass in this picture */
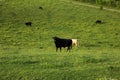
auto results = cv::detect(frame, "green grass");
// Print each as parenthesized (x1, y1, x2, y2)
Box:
(0, 0, 120, 80)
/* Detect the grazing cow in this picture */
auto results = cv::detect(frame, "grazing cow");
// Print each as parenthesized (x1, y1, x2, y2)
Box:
(72, 39, 78, 46)
(39, 6, 43, 10)
(95, 20, 102, 24)
(25, 22, 32, 26)
(53, 36, 72, 52)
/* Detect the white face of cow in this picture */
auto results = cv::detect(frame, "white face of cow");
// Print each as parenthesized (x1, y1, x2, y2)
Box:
(72, 39, 78, 46)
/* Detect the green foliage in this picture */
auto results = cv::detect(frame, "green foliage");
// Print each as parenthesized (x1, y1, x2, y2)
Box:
(0, 0, 120, 80)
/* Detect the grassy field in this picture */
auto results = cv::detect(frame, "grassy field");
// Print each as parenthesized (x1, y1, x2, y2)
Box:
(0, 0, 120, 80)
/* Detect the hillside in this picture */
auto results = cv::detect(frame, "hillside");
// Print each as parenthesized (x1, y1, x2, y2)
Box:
(0, 0, 120, 80)
(0, 0, 120, 49)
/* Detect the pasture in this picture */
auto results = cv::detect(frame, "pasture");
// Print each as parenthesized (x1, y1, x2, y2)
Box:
(0, 0, 120, 80)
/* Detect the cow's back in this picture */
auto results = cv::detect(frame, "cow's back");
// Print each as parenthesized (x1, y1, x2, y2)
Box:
(54, 38, 72, 47)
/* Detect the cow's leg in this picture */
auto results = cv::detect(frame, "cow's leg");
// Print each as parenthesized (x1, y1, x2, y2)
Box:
(67, 47, 70, 52)
(70, 45, 72, 49)
(60, 47, 62, 52)
(56, 47, 58, 52)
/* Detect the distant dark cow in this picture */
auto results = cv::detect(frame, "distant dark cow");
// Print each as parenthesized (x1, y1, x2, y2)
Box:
(53, 37, 72, 52)
(95, 20, 102, 24)
(39, 6, 43, 10)
(25, 22, 32, 26)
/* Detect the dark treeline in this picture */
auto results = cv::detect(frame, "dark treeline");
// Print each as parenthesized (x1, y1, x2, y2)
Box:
(74, 0, 120, 9)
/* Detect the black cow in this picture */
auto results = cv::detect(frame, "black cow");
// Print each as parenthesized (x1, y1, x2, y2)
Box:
(39, 6, 43, 10)
(95, 20, 102, 24)
(53, 37, 72, 52)
(25, 22, 32, 26)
